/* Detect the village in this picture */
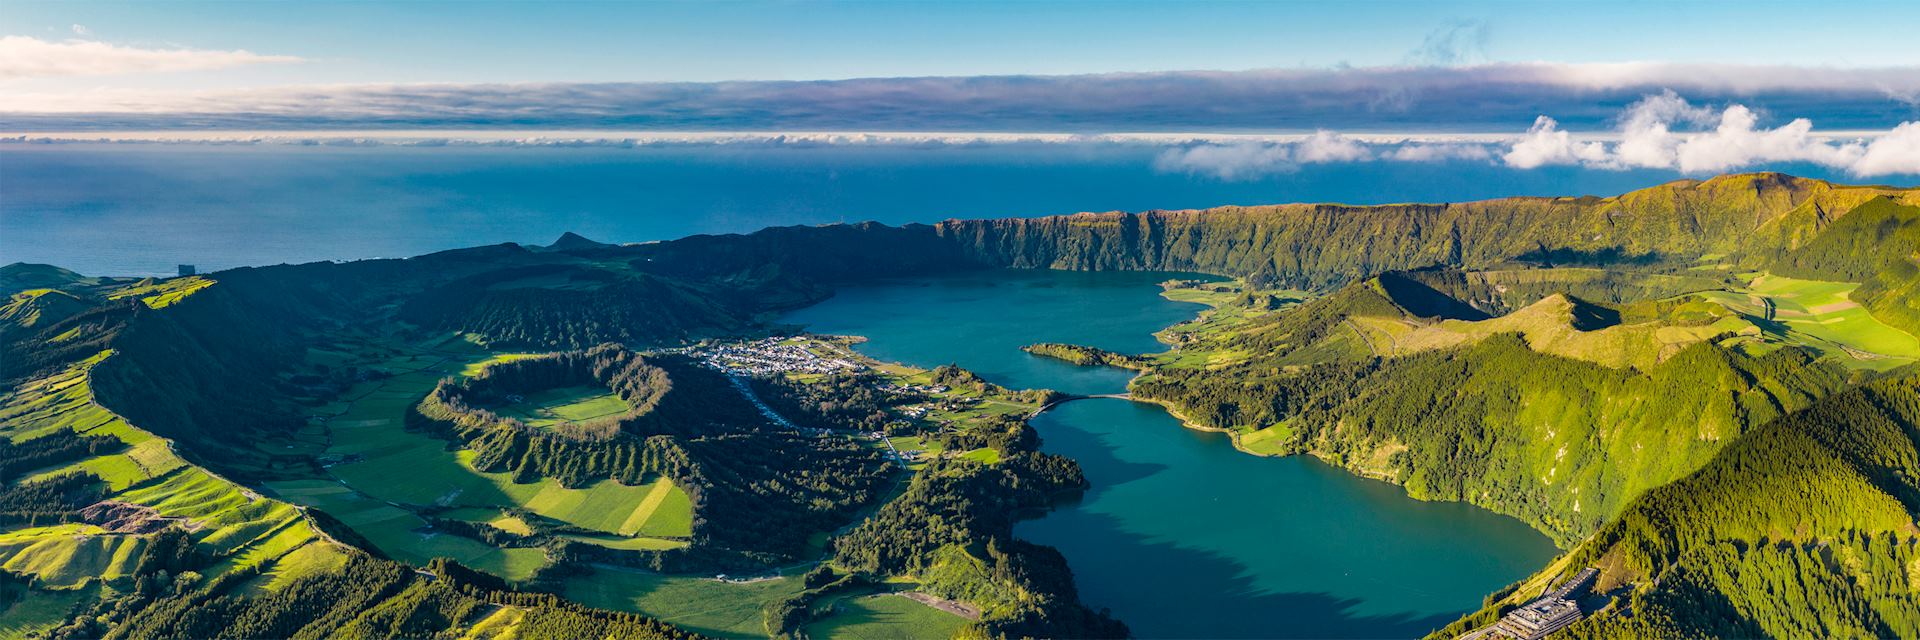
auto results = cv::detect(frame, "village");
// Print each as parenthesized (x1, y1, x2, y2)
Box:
(685, 335, 1024, 466)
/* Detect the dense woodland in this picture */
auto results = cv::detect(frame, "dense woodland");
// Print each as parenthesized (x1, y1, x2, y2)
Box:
(94, 554, 696, 640)
(751, 371, 909, 433)
(1020, 343, 1152, 371)
(833, 428, 1127, 638)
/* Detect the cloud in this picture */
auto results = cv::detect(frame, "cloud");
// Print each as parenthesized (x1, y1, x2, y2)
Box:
(1406, 20, 1489, 67)
(1612, 90, 1717, 168)
(3, 62, 1919, 132)
(1156, 132, 1372, 179)
(1853, 122, 1920, 177)
(69, 24, 91, 37)
(0, 35, 302, 80)
(1502, 116, 1610, 169)
(1294, 131, 1373, 163)
(1389, 143, 1494, 162)
(1145, 92, 1917, 178)
(1501, 92, 1919, 177)
(1155, 141, 1298, 180)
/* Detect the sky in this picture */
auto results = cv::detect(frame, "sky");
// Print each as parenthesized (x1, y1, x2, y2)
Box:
(1, 0, 1917, 176)
(6, 1, 1920, 84)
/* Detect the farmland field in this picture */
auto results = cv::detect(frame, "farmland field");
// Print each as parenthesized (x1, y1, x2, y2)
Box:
(1699, 273, 1920, 369)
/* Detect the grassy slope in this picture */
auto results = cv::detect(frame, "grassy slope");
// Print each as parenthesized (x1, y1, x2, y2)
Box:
(1135, 273, 1863, 544)
(940, 173, 1920, 289)
(564, 565, 809, 639)
(0, 350, 352, 610)
(1437, 374, 1920, 638)
(801, 592, 970, 640)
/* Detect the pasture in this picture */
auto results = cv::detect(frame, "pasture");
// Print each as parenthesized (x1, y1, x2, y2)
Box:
(1, 354, 335, 591)
(283, 338, 695, 579)
(493, 385, 631, 429)
(563, 566, 809, 639)
(1701, 273, 1920, 369)
(0, 584, 94, 640)
(802, 593, 971, 640)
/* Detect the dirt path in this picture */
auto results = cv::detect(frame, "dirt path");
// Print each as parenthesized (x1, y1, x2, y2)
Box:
(900, 591, 982, 621)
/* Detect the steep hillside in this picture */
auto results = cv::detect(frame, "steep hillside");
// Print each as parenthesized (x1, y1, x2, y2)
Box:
(1439, 373, 1920, 639)
(0, 263, 125, 296)
(0, 289, 91, 336)
(937, 173, 1920, 289)
(1772, 196, 1920, 337)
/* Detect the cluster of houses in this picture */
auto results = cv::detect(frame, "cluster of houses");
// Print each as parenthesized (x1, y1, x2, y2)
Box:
(687, 338, 989, 467)
(1461, 568, 1600, 640)
(693, 338, 864, 375)
(876, 381, 950, 395)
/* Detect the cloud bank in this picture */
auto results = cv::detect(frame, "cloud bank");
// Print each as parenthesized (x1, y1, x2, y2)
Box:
(5, 62, 1919, 132)
(1157, 92, 1919, 179)
(1497, 92, 1920, 176)
(0, 35, 302, 80)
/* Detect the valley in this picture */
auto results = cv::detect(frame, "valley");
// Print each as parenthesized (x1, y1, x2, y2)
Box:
(2, 173, 1919, 638)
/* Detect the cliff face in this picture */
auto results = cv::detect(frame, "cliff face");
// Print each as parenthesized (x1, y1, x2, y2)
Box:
(936, 173, 1920, 289)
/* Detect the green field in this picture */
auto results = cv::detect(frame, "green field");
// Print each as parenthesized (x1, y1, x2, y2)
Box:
(955, 448, 1001, 464)
(802, 593, 971, 640)
(0, 353, 338, 591)
(262, 478, 548, 581)
(0, 525, 146, 588)
(276, 339, 694, 579)
(1699, 274, 1920, 369)
(563, 566, 809, 639)
(494, 385, 631, 429)
(0, 584, 94, 640)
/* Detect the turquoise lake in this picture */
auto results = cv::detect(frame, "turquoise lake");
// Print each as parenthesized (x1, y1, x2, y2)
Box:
(780, 269, 1560, 639)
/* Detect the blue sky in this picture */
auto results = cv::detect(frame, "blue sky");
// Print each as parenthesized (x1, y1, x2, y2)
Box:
(6, 0, 1920, 85)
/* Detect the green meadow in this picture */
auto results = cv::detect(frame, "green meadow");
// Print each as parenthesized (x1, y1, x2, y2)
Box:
(0, 352, 344, 598)
(275, 337, 694, 579)
(494, 385, 632, 429)
(0, 584, 94, 640)
(1700, 274, 1920, 369)
(802, 593, 970, 640)
(563, 566, 810, 639)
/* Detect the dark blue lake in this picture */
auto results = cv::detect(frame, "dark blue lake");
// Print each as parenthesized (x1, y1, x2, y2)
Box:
(781, 270, 1560, 639)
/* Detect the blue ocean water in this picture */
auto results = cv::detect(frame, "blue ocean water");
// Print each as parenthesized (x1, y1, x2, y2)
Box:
(0, 141, 1882, 276)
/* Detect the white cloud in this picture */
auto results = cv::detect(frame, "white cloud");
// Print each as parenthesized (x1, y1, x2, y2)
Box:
(1154, 141, 1296, 180)
(1612, 90, 1716, 168)
(69, 24, 91, 37)
(1503, 92, 1920, 177)
(1390, 143, 1493, 162)
(0, 35, 302, 80)
(1293, 131, 1372, 163)
(1851, 122, 1920, 177)
(1502, 116, 1609, 169)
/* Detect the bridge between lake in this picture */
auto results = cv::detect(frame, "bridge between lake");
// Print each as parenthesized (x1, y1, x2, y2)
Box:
(1029, 392, 1134, 418)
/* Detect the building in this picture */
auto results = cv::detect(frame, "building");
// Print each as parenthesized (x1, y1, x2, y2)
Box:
(1460, 568, 1600, 640)
(1490, 597, 1582, 640)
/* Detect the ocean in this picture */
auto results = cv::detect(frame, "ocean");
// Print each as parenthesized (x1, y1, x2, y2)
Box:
(0, 141, 1881, 276)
